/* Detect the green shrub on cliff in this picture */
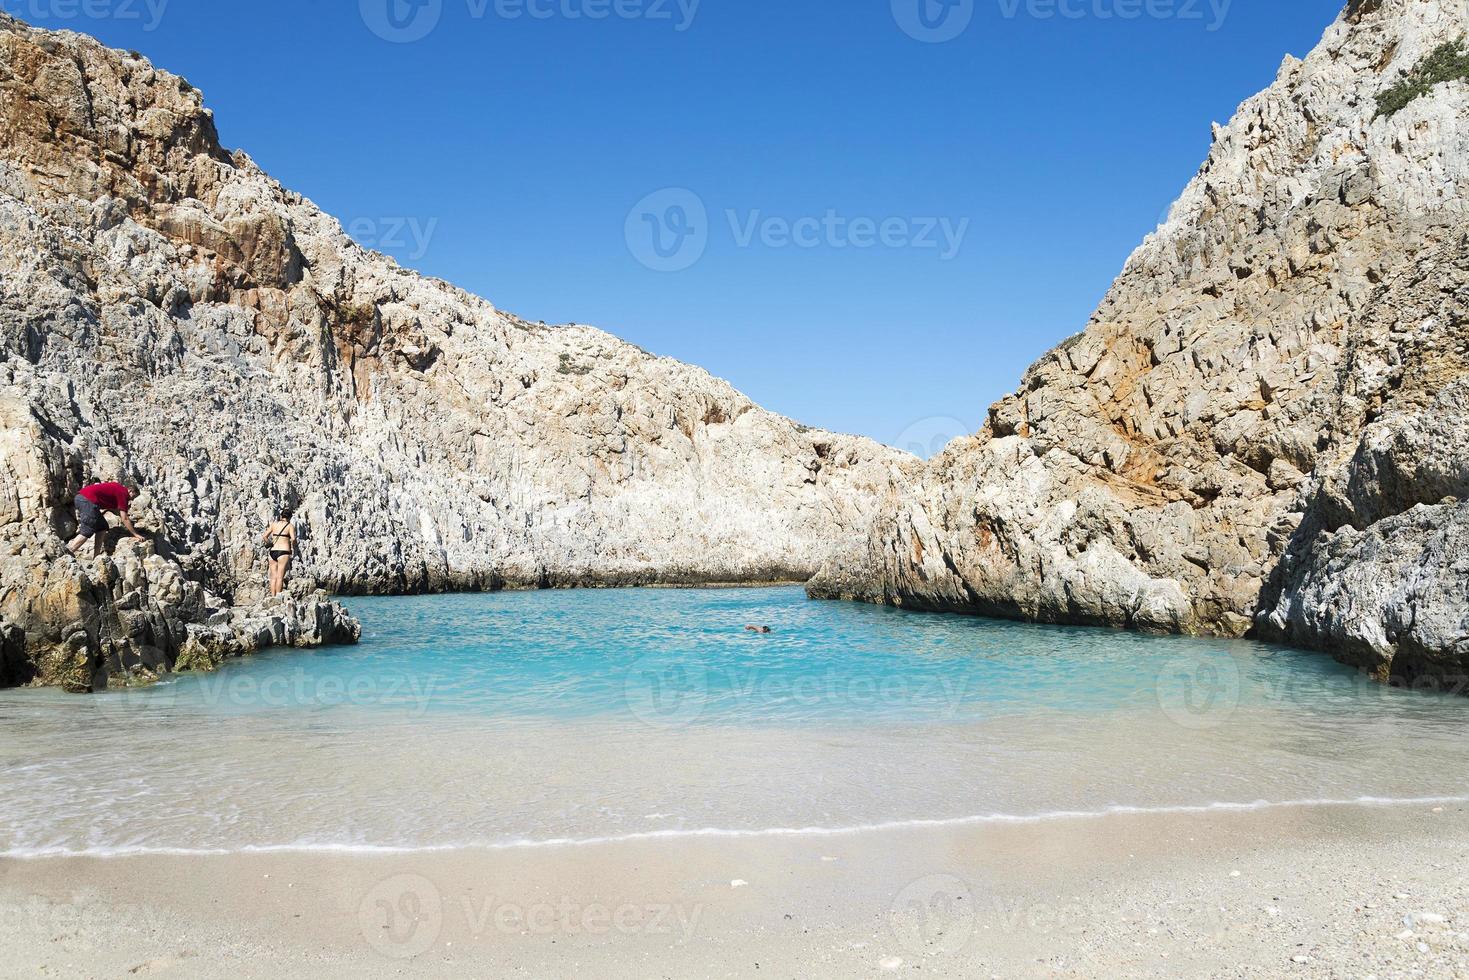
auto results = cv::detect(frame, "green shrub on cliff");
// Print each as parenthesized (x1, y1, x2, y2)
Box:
(557, 352, 593, 376)
(1375, 39, 1469, 119)
(343, 302, 378, 326)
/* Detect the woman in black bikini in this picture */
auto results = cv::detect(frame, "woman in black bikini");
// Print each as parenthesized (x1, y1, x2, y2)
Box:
(263, 506, 297, 597)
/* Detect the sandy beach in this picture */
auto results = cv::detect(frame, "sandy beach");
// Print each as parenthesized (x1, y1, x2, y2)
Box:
(4, 801, 1467, 979)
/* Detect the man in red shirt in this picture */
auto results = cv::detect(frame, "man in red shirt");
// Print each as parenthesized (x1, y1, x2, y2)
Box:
(68, 482, 147, 558)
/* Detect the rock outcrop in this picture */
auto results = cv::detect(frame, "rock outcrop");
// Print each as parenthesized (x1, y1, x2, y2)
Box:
(11, 536, 359, 693)
(811, 0, 1469, 690)
(0, 14, 915, 688)
(174, 589, 364, 677)
(1256, 245, 1469, 688)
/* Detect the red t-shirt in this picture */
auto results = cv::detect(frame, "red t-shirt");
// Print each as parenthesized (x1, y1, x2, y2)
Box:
(80, 482, 131, 512)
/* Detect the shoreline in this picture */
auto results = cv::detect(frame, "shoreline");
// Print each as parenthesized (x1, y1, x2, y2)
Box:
(326, 577, 816, 598)
(7, 793, 1469, 862)
(6, 801, 1467, 978)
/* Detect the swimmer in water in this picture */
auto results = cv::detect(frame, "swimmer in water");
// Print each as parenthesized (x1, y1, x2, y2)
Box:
(744, 625, 773, 634)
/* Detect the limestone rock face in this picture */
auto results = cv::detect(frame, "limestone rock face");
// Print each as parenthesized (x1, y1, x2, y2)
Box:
(0, 14, 915, 687)
(1256, 247, 1469, 686)
(811, 0, 1469, 688)
(1264, 502, 1469, 688)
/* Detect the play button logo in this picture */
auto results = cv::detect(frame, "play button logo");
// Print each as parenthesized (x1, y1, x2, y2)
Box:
(361, 0, 444, 43)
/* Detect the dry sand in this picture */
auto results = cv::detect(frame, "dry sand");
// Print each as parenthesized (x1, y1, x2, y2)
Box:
(3, 802, 1468, 978)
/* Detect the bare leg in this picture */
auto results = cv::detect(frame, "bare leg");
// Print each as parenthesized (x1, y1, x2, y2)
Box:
(276, 554, 292, 596)
(267, 556, 280, 597)
(67, 534, 87, 554)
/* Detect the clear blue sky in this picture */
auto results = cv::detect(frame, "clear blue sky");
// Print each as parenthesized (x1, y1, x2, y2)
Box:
(14, 0, 1346, 453)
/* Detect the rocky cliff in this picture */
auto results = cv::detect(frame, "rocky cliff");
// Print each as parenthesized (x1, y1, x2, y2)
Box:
(0, 13, 915, 689)
(811, 0, 1469, 691)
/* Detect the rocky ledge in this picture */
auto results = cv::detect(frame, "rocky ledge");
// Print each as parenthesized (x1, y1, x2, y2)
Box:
(1, 537, 358, 692)
(811, 0, 1469, 692)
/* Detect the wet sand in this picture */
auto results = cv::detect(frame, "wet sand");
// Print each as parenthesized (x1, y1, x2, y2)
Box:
(4, 801, 1468, 978)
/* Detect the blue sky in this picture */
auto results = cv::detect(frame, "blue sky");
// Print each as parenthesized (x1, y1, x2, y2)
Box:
(10, 0, 1346, 453)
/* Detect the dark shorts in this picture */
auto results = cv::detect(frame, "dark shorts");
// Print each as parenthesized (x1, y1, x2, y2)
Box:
(74, 494, 106, 537)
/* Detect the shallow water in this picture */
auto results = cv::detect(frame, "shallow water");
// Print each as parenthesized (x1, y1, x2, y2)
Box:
(3, 587, 1468, 856)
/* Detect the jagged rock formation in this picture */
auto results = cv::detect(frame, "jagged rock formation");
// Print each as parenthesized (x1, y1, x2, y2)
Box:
(174, 586, 363, 677)
(1256, 246, 1469, 688)
(8, 536, 359, 693)
(0, 14, 915, 688)
(3, 378, 361, 691)
(812, 0, 1469, 690)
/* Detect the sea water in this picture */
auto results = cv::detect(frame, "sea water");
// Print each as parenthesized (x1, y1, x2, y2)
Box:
(3, 587, 1468, 856)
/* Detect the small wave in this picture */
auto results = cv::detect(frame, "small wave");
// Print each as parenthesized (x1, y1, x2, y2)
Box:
(5, 794, 1467, 860)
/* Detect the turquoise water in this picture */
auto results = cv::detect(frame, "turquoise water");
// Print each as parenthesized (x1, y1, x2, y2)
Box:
(3, 587, 1469, 855)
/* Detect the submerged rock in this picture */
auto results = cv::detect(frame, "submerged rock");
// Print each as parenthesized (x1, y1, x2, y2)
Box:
(0, 13, 914, 688)
(811, 0, 1469, 690)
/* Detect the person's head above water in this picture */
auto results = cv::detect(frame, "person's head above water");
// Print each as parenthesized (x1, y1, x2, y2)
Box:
(744, 625, 773, 634)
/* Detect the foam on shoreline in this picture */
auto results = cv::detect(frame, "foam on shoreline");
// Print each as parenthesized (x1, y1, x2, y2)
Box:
(7, 793, 1465, 861)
